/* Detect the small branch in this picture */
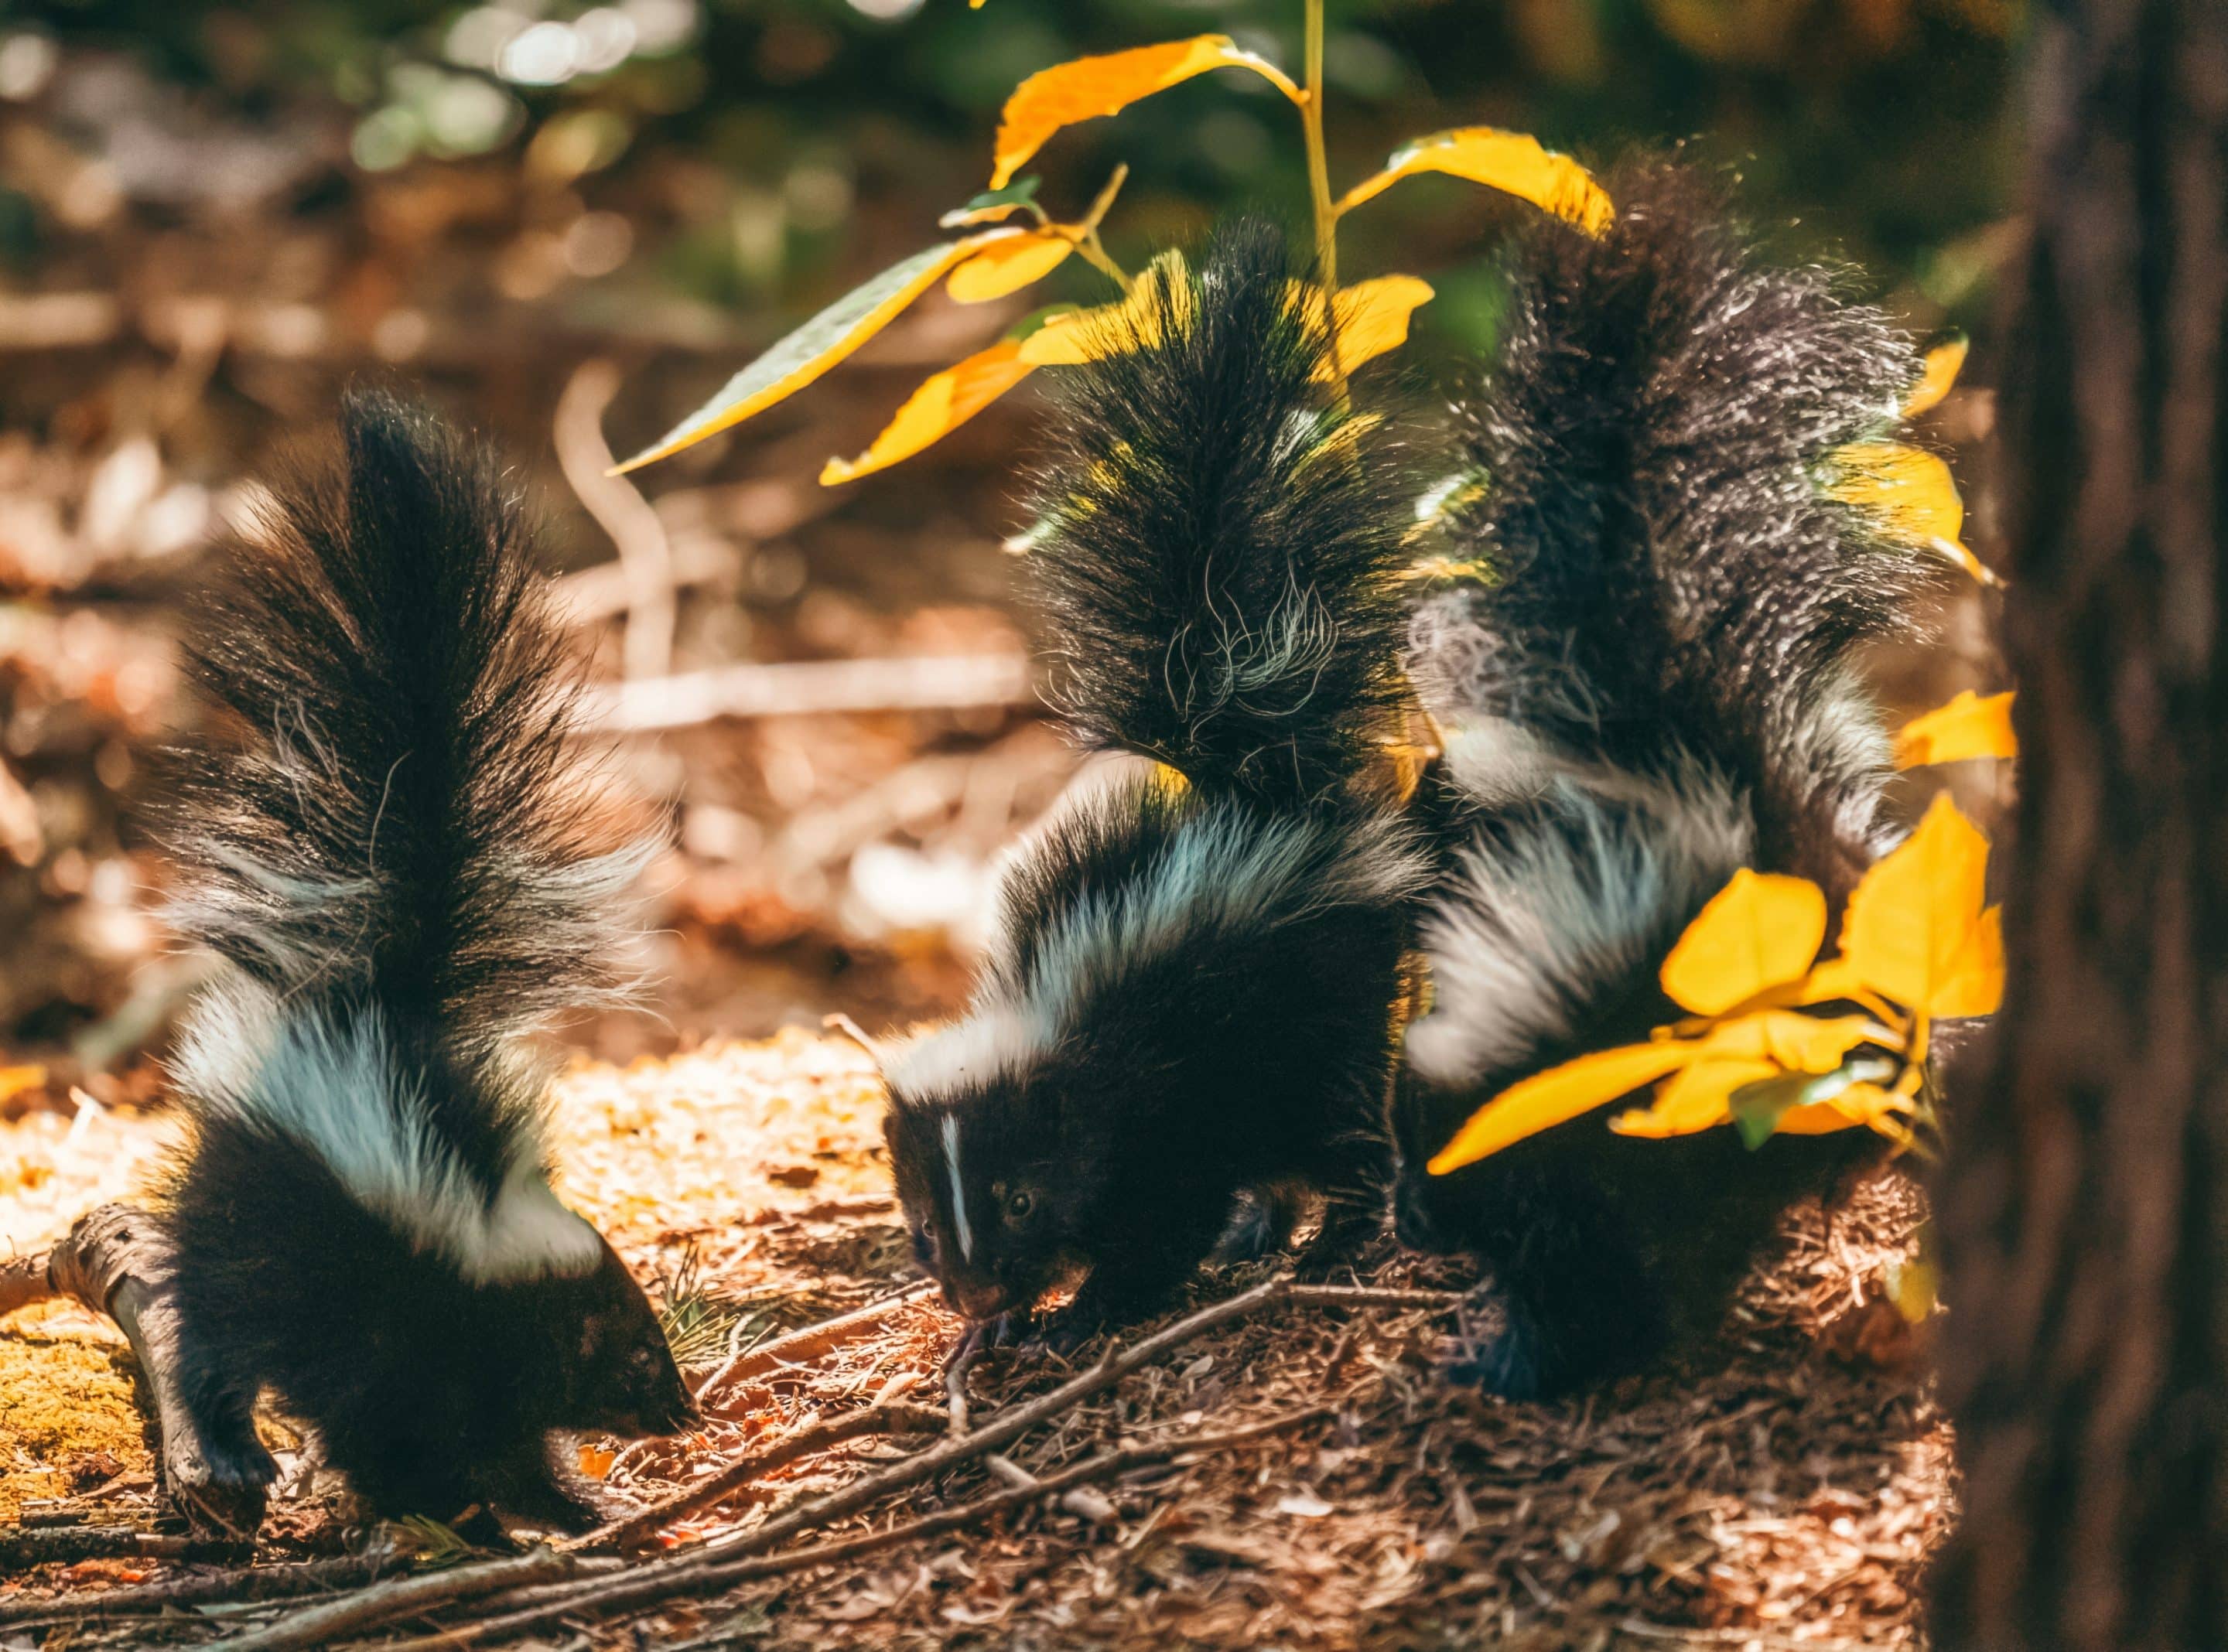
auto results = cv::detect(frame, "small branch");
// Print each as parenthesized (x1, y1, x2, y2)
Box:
(206, 1547, 576, 1652)
(821, 1012, 884, 1067)
(371, 1406, 1334, 1651)
(0, 1551, 395, 1628)
(0, 1526, 223, 1571)
(585, 654, 1034, 732)
(0, 1245, 55, 1318)
(566, 1402, 948, 1555)
(944, 1321, 986, 1436)
(384, 1278, 1456, 1643)
(697, 1282, 937, 1406)
(556, 358, 677, 682)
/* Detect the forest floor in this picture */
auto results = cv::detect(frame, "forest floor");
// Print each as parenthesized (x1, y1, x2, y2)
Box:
(0, 1031, 1951, 1650)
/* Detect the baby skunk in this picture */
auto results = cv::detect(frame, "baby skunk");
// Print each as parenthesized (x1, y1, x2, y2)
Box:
(157, 392, 693, 1526)
(881, 223, 1430, 1338)
(1391, 162, 1953, 1398)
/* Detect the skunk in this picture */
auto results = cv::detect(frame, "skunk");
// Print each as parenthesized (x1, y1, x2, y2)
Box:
(1390, 162, 1953, 1397)
(157, 392, 694, 1525)
(880, 224, 1431, 1338)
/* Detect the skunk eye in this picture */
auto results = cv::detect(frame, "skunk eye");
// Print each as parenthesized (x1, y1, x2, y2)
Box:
(1005, 1189, 1035, 1220)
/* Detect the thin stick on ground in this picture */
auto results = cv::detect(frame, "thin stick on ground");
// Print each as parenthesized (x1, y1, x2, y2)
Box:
(567, 1401, 948, 1555)
(697, 1282, 937, 1408)
(371, 1405, 1338, 1652)
(359, 1280, 1457, 1643)
(205, 1547, 577, 1652)
(0, 1551, 399, 1629)
(944, 1319, 986, 1436)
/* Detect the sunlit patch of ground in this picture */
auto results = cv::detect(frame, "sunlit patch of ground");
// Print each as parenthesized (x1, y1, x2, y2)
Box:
(0, 1033, 1953, 1648)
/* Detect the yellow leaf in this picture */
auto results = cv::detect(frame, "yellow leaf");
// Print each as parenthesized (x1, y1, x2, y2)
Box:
(1932, 903, 2005, 1020)
(1830, 441, 1963, 543)
(577, 1444, 617, 1480)
(1826, 439, 1998, 585)
(1695, 1009, 1880, 1073)
(947, 231, 1077, 303)
(1609, 1056, 1779, 1138)
(991, 37, 1303, 190)
(1776, 1079, 1912, 1135)
(1659, 869, 1829, 1016)
(1335, 127, 1615, 236)
(1311, 275, 1436, 378)
(1840, 793, 2003, 1018)
(1903, 336, 1968, 418)
(1017, 250, 1193, 366)
(1428, 1041, 1693, 1173)
(1894, 688, 2018, 769)
(613, 231, 1023, 474)
(819, 340, 1037, 486)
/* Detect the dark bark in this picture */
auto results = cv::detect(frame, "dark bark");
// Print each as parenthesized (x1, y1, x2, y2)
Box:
(1929, 0, 2228, 1645)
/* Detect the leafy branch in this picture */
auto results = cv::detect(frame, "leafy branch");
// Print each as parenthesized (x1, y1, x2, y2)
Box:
(609, 1, 1614, 488)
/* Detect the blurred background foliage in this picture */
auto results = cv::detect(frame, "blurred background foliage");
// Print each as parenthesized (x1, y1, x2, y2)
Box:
(5, 0, 2018, 345)
(0, 0, 2017, 1096)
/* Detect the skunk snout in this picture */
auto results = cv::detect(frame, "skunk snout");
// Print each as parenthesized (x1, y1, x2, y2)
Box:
(948, 1280, 1012, 1320)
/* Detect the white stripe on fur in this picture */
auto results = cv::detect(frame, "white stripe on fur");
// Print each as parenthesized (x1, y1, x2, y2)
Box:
(1405, 765, 1752, 1089)
(172, 978, 601, 1282)
(941, 1114, 974, 1262)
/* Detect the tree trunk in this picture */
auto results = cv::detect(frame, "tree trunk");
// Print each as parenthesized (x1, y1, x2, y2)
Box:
(1929, 0, 2228, 1645)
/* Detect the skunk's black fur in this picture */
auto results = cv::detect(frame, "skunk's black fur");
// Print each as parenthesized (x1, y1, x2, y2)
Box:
(1392, 162, 1952, 1397)
(159, 392, 692, 1524)
(1030, 224, 1416, 806)
(882, 223, 1429, 1335)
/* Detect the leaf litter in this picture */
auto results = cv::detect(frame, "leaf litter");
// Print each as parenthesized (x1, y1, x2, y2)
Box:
(1, 1029, 1950, 1648)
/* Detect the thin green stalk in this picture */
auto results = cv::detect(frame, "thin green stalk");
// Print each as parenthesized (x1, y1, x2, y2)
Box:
(1301, 0, 1337, 290)
(1300, 0, 1345, 394)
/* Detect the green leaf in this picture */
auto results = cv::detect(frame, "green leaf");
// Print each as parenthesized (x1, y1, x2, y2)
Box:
(613, 236, 1012, 474)
(940, 176, 1044, 228)
(1728, 1062, 1874, 1149)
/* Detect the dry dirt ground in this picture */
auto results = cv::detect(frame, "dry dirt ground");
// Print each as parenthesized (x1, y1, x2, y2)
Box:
(0, 1032, 1951, 1650)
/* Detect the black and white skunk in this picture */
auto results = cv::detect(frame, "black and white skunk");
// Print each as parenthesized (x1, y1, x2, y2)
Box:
(1391, 162, 1953, 1397)
(880, 224, 1430, 1337)
(157, 392, 694, 1524)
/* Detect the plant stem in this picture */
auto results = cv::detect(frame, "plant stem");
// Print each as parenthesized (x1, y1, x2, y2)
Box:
(1072, 162, 1133, 288)
(1300, 0, 1345, 394)
(1301, 0, 1337, 292)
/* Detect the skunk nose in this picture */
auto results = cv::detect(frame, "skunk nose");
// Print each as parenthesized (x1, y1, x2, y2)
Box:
(951, 1282, 1011, 1320)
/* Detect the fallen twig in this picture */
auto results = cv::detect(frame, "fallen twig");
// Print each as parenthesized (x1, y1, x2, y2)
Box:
(0, 1525, 216, 1570)
(697, 1282, 936, 1407)
(205, 1546, 576, 1652)
(0, 1551, 396, 1628)
(586, 654, 1034, 732)
(555, 358, 675, 681)
(365, 1279, 1454, 1643)
(369, 1405, 1334, 1651)
(943, 1318, 986, 1435)
(566, 1401, 948, 1555)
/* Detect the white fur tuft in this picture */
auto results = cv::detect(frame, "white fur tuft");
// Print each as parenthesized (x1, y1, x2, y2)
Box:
(1405, 763, 1752, 1089)
(173, 979, 601, 1283)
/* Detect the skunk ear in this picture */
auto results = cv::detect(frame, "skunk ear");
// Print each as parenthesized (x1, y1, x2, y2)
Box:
(824, 1012, 890, 1083)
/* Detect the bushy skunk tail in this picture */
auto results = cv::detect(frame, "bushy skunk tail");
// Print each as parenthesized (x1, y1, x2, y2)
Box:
(1025, 220, 1415, 806)
(1413, 161, 1952, 891)
(166, 390, 649, 1055)
(159, 393, 687, 1525)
